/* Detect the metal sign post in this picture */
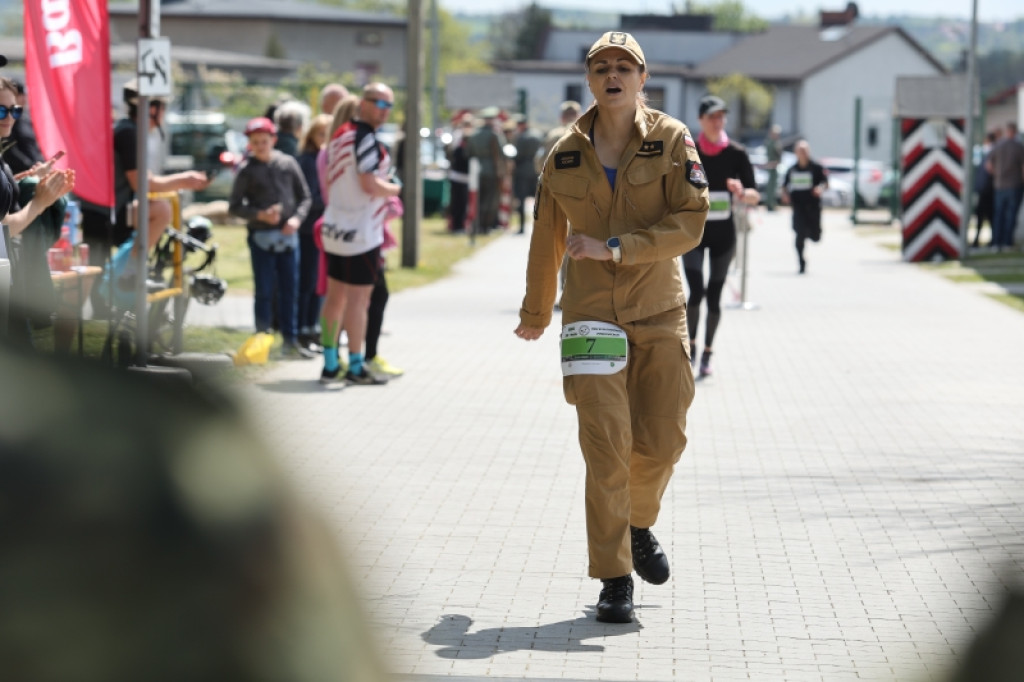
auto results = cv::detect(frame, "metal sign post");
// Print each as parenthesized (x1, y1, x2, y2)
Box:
(727, 205, 760, 311)
(959, 0, 979, 262)
(133, 1, 171, 365)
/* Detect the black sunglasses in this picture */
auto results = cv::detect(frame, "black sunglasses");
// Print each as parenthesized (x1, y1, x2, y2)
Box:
(366, 98, 394, 110)
(0, 105, 23, 121)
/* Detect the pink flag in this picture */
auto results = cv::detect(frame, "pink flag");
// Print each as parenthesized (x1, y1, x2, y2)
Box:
(24, 0, 113, 208)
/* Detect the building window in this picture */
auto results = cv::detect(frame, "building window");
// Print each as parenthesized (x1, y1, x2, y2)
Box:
(358, 31, 383, 47)
(565, 83, 582, 105)
(645, 86, 665, 112)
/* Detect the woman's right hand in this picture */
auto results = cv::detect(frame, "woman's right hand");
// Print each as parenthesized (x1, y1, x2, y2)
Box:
(514, 324, 543, 341)
(34, 169, 75, 207)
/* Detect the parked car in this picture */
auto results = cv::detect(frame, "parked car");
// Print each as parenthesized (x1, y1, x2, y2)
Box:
(819, 157, 887, 208)
(821, 176, 854, 208)
(162, 111, 245, 201)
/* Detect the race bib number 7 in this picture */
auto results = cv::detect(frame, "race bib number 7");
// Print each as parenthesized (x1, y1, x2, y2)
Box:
(561, 321, 628, 376)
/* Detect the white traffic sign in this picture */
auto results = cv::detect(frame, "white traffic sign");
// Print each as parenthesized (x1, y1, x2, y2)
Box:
(137, 37, 172, 97)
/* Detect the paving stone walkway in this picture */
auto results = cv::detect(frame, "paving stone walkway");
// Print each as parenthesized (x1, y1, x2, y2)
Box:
(223, 207, 1024, 681)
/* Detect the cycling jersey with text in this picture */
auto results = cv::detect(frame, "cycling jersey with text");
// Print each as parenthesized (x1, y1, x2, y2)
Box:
(321, 120, 390, 256)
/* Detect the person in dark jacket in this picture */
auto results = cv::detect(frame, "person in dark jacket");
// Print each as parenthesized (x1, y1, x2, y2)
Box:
(273, 100, 308, 159)
(296, 114, 331, 352)
(446, 115, 474, 233)
(3, 79, 44, 176)
(781, 140, 828, 274)
(0, 77, 75, 343)
(229, 117, 314, 360)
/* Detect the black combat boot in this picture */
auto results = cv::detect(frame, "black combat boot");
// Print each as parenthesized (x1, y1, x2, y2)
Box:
(631, 526, 670, 585)
(596, 575, 634, 623)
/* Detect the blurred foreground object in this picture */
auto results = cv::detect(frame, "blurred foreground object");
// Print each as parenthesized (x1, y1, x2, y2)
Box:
(949, 589, 1024, 682)
(0, 341, 387, 682)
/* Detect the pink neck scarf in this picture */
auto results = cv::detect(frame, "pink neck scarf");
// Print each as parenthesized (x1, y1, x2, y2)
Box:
(698, 131, 730, 157)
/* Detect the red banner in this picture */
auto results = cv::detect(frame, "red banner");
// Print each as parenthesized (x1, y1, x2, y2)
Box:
(24, 0, 113, 208)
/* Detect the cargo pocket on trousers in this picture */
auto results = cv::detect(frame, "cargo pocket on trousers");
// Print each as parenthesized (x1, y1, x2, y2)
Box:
(563, 375, 579, 405)
(679, 338, 696, 412)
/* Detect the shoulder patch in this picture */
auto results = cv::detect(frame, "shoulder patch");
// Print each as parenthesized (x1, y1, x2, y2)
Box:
(684, 134, 695, 148)
(685, 159, 708, 189)
(636, 140, 664, 158)
(554, 151, 581, 169)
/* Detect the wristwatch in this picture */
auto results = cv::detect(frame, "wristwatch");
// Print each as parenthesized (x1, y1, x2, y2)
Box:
(606, 236, 622, 263)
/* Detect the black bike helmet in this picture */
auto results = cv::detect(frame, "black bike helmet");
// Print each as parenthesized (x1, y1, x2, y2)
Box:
(191, 274, 227, 306)
(185, 216, 213, 245)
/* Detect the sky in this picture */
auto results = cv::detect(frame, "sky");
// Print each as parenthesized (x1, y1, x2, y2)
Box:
(442, 0, 1022, 23)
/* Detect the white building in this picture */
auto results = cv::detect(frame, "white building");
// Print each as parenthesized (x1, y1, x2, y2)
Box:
(494, 16, 946, 163)
(691, 24, 946, 161)
(495, 23, 740, 129)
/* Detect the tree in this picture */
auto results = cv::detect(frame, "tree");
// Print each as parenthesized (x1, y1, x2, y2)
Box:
(978, 49, 1024, 100)
(677, 0, 768, 33)
(707, 73, 773, 132)
(432, 8, 491, 81)
(490, 3, 553, 61)
(308, 0, 490, 81)
(265, 33, 286, 60)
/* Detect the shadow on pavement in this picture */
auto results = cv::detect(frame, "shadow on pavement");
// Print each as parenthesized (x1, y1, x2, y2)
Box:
(422, 612, 641, 659)
(256, 379, 343, 394)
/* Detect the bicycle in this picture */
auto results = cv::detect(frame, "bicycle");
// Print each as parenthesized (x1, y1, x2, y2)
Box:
(101, 215, 227, 366)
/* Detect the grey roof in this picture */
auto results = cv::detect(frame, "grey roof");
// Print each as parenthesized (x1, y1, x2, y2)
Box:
(693, 24, 946, 81)
(109, 0, 405, 25)
(110, 43, 301, 71)
(494, 59, 693, 78)
(541, 28, 738, 68)
(0, 37, 298, 72)
(893, 75, 978, 117)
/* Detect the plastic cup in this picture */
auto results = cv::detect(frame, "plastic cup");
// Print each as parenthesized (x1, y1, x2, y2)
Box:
(76, 243, 90, 267)
(48, 248, 66, 271)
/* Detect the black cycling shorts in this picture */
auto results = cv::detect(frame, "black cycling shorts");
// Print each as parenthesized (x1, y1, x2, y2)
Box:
(326, 247, 381, 286)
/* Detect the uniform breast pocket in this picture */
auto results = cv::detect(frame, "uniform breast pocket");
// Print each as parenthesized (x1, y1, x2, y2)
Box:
(625, 158, 673, 225)
(547, 173, 590, 225)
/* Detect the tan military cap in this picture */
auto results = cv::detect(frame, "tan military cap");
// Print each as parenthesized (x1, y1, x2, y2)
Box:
(586, 32, 646, 67)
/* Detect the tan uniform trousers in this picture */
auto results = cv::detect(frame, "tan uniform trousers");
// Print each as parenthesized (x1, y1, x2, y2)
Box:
(562, 306, 695, 579)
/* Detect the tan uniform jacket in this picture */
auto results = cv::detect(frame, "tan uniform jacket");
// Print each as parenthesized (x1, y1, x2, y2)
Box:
(520, 106, 709, 329)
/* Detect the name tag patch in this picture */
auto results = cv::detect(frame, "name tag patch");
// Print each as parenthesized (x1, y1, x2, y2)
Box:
(636, 140, 664, 157)
(555, 151, 581, 169)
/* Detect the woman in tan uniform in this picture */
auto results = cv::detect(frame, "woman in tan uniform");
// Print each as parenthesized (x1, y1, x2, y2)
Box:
(514, 31, 709, 623)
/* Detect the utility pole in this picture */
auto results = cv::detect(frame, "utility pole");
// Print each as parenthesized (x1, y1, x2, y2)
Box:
(430, 0, 440, 158)
(134, 0, 156, 365)
(402, 0, 424, 268)
(959, 0, 979, 261)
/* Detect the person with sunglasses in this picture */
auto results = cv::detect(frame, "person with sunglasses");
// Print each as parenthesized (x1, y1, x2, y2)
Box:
(0, 76, 76, 344)
(3, 79, 44, 176)
(0, 77, 74, 239)
(317, 83, 401, 386)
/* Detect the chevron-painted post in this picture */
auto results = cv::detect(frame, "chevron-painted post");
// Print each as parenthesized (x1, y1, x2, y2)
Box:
(898, 117, 965, 262)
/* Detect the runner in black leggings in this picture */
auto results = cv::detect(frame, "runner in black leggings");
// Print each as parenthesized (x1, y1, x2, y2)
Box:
(683, 96, 759, 378)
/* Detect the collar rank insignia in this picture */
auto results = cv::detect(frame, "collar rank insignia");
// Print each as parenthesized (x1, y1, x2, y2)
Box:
(636, 140, 663, 157)
(555, 151, 581, 169)
(686, 159, 708, 189)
